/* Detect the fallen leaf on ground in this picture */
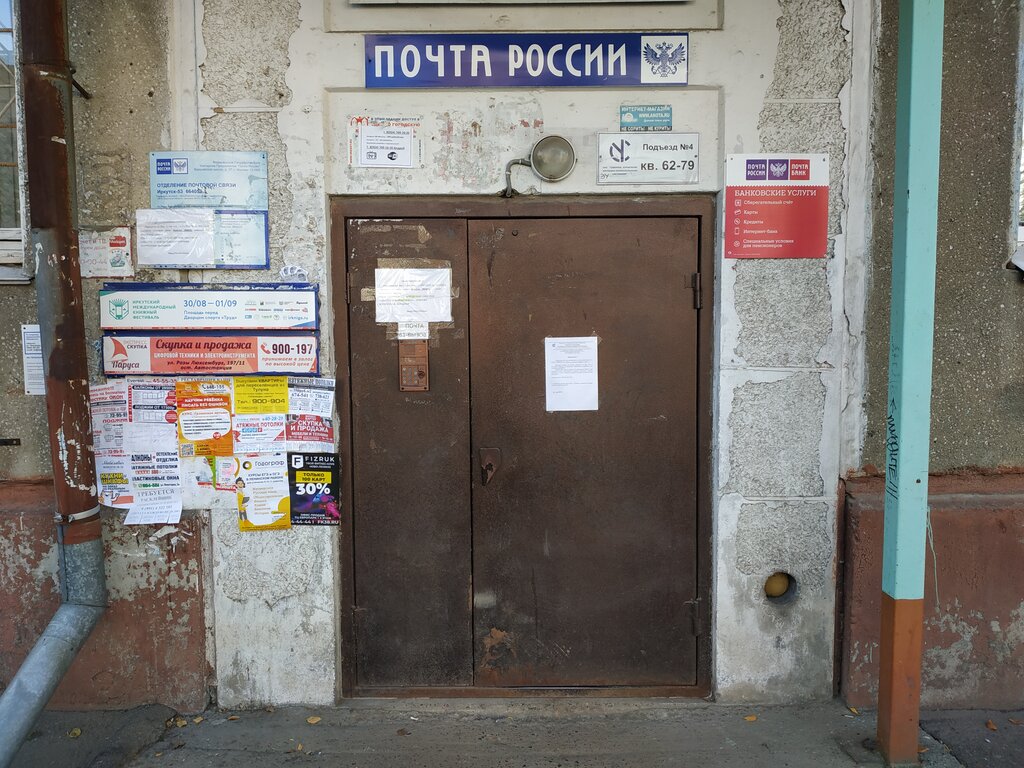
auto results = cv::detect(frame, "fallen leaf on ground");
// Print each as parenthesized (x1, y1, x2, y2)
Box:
(227, 715, 240, 721)
(174, 716, 187, 728)
(1009, 718, 1023, 726)
(397, 728, 412, 736)
(68, 728, 82, 739)
(154, 753, 162, 758)
(986, 719, 998, 731)
(743, 715, 758, 722)
(918, 746, 929, 754)
(848, 707, 859, 715)
(306, 716, 322, 725)
(297, 743, 304, 752)
(192, 716, 204, 724)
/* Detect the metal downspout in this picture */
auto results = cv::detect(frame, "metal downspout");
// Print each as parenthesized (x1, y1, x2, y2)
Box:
(0, 2, 107, 766)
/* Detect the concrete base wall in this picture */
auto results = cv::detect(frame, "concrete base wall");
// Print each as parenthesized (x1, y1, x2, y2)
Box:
(0, 484, 209, 712)
(841, 476, 1024, 709)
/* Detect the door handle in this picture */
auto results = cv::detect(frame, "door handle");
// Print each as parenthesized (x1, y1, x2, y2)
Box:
(479, 448, 502, 486)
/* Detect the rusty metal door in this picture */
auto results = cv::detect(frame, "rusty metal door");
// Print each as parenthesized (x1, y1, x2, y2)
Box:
(344, 205, 704, 692)
(468, 217, 700, 687)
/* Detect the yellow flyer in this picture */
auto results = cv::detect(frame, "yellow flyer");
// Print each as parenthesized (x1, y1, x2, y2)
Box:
(176, 380, 234, 457)
(233, 376, 288, 414)
(227, 453, 292, 531)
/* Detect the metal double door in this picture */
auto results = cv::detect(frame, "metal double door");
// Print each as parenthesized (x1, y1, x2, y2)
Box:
(346, 214, 700, 691)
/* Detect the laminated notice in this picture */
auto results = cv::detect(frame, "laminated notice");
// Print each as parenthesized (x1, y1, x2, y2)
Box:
(374, 268, 452, 323)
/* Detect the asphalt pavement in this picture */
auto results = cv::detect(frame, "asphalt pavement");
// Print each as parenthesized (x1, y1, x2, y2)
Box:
(10, 699, 1022, 768)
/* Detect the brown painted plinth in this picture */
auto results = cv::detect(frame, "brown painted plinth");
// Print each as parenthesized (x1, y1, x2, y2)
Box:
(0, 483, 208, 711)
(877, 593, 924, 766)
(842, 474, 1024, 709)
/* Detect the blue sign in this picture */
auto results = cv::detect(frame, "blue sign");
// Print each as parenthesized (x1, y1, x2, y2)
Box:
(365, 33, 688, 89)
(620, 104, 673, 132)
(149, 151, 268, 209)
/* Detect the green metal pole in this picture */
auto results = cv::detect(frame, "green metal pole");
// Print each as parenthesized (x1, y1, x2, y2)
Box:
(877, 1, 944, 765)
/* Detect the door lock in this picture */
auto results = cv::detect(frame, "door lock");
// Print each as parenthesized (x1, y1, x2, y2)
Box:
(479, 448, 502, 485)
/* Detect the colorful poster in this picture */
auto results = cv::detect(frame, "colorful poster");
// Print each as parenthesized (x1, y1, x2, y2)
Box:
(96, 454, 134, 509)
(234, 376, 289, 414)
(99, 285, 319, 331)
(149, 151, 268, 209)
(227, 453, 291, 531)
(724, 154, 830, 259)
(288, 453, 341, 525)
(79, 228, 133, 278)
(285, 414, 334, 452)
(176, 380, 234, 457)
(102, 333, 319, 376)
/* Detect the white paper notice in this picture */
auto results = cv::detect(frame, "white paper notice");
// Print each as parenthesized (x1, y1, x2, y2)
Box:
(287, 377, 335, 418)
(136, 208, 216, 268)
(124, 486, 182, 525)
(374, 268, 452, 323)
(20, 324, 44, 395)
(357, 124, 414, 168)
(80, 228, 133, 278)
(544, 337, 599, 412)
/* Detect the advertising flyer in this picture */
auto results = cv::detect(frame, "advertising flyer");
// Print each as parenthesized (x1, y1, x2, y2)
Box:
(126, 378, 178, 451)
(79, 228, 133, 278)
(123, 452, 182, 525)
(233, 413, 286, 454)
(724, 154, 829, 259)
(96, 454, 133, 509)
(102, 334, 320, 376)
(99, 285, 319, 331)
(149, 151, 269, 210)
(230, 453, 292, 531)
(287, 377, 335, 418)
(176, 380, 234, 457)
(288, 453, 341, 525)
(285, 414, 334, 452)
(20, 324, 44, 395)
(90, 381, 133, 508)
(234, 376, 289, 414)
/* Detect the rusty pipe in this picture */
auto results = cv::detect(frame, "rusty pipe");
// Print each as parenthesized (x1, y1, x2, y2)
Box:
(0, 2, 106, 765)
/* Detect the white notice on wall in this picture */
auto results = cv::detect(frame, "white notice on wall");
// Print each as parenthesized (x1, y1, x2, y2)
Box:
(358, 124, 415, 168)
(136, 208, 216, 268)
(397, 322, 430, 340)
(20, 324, 44, 395)
(80, 228, 133, 278)
(544, 337, 599, 412)
(374, 268, 452, 323)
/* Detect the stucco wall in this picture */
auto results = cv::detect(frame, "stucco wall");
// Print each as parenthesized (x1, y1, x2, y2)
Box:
(3, 0, 864, 706)
(862, 0, 1024, 473)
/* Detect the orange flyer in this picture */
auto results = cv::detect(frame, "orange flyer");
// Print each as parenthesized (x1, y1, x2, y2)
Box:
(176, 380, 234, 457)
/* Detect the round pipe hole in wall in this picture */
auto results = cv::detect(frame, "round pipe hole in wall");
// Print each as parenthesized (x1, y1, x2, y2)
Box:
(764, 571, 797, 604)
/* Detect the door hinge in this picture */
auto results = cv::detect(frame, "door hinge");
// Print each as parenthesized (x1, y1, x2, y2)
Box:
(691, 272, 702, 310)
(686, 598, 705, 637)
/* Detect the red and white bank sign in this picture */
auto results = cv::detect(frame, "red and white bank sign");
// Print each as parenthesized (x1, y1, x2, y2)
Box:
(724, 154, 829, 259)
(102, 334, 319, 376)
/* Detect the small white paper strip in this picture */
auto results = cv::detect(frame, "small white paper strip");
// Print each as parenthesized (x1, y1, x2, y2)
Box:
(544, 337, 599, 412)
(374, 268, 452, 323)
(136, 208, 216, 268)
(397, 322, 430, 340)
(20, 324, 44, 395)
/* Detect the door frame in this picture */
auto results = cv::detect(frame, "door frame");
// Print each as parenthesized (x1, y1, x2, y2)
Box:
(330, 195, 715, 699)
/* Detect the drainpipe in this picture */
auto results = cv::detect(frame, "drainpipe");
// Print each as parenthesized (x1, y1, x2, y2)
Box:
(0, 1, 107, 766)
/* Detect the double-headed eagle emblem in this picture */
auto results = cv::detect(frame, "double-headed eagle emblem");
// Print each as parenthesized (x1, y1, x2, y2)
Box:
(643, 42, 687, 77)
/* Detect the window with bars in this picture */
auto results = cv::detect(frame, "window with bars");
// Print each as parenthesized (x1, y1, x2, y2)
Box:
(0, 0, 21, 272)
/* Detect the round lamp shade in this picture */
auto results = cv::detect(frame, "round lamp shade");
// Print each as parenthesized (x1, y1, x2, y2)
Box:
(529, 135, 576, 182)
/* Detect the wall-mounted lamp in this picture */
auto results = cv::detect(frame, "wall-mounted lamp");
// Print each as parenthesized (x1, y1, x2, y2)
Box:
(503, 135, 577, 197)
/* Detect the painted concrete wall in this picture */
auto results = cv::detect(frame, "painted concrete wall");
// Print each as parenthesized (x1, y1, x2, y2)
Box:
(2, 0, 863, 706)
(862, 0, 1024, 473)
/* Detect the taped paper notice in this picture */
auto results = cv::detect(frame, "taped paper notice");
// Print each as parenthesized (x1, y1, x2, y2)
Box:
(544, 337, 599, 412)
(124, 486, 182, 525)
(176, 380, 234, 457)
(136, 208, 216, 268)
(80, 228, 133, 278)
(231, 453, 292, 531)
(374, 268, 452, 323)
(20, 324, 44, 395)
